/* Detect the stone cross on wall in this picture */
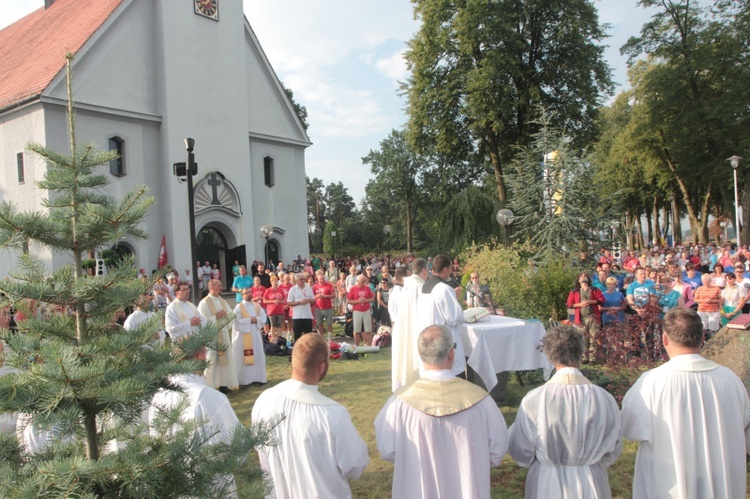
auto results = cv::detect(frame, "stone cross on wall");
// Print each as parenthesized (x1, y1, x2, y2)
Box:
(207, 173, 222, 205)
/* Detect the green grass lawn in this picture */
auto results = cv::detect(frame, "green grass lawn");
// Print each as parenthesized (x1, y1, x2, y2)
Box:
(227, 341, 641, 498)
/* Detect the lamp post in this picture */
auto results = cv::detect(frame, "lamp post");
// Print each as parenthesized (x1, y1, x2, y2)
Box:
(720, 221, 728, 244)
(728, 155, 742, 247)
(496, 209, 515, 247)
(331, 230, 337, 259)
(260, 224, 273, 266)
(383, 225, 392, 270)
(173, 138, 200, 304)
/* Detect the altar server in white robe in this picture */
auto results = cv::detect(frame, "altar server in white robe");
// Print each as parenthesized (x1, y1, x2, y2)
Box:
(232, 288, 267, 385)
(392, 258, 428, 391)
(123, 294, 165, 343)
(416, 255, 466, 377)
(147, 373, 241, 497)
(375, 325, 508, 499)
(198, 280, 239, 391)
(621, 307, 750, 499)
(251, 333, 369, 499)
(509, 325, 622, 498)
(165, 282, 206, 340)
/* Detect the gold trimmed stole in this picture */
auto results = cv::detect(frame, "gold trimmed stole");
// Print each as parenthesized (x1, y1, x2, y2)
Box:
(204, 296, 230, 366)
(396, 378, 489, 416)
(239, 301, 261, 365)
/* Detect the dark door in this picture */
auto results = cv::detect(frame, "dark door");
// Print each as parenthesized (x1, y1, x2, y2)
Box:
(266, 239, 280, 266)
(226, 244, 247, 288)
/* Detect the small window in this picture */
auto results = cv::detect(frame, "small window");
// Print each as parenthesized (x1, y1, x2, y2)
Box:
(264, 156, 275, 187)
(109, 136, 125, 177)
(16, 152, 24, 184)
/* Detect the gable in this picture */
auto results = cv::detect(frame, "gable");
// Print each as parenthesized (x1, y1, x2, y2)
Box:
(244, 21, 310, 146)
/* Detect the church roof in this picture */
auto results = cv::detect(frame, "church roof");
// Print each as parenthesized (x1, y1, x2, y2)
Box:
(0, 0, 123, 111)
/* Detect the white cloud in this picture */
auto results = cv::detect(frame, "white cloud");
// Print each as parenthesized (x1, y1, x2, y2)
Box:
(374, 49, 409, 86)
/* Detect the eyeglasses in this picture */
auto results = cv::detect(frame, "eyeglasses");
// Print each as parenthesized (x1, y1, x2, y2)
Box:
(470, 276, 479, 280)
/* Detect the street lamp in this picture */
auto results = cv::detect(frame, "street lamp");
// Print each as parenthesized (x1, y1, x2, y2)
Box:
(173, 138, 200, 304)
(260, 224, 273, 266)
(728, 155, 742, 247)
(331, 230, 337, 259)
(383, 225, 392, 270)
(496, 209, 515, 247)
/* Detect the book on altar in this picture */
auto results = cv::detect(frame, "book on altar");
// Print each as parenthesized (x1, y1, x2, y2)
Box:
(464, 307, 491, 323)
(726, 314, 750, 330)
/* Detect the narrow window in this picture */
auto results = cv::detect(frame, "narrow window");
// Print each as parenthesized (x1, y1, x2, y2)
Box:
(264, 156, 275, 187)
(16, 152, 24, 184)
(109, 136, 125, 177)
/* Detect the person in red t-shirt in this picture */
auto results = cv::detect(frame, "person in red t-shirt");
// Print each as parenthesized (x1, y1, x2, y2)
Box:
(263, 275, 286, 341)
(250, 276, 268, 336)
(347, 274, 375, 346)
(313, 269, 335, 340)
(278, 273, 293, 337)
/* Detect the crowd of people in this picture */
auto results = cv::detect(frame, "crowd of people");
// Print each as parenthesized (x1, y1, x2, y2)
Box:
(567, 243, 750, 363)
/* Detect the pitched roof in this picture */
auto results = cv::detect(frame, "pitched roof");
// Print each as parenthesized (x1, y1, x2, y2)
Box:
(0, 0, 123, 111)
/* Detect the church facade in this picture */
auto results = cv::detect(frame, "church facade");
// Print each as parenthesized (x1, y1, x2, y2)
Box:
(0, 0, 311, 287)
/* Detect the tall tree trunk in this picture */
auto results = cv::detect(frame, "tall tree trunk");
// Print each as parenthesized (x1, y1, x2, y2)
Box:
(405, 200, 413, 254)
(486, 135, 507, 204)
(671, 191, 682, 244)
(645, 209, 653, 247)
(652, 197, 661, 246)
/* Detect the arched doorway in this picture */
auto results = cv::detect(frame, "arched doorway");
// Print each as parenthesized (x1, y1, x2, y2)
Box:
(197, 225, 229, 289)
(266, 238, 280, 266)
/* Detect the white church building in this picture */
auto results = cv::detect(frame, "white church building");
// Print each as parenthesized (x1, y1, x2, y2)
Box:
(0, 0, 311, 288)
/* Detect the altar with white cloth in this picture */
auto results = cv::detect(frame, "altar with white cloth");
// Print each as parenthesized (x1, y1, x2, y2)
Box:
(460, 315, 553, 397)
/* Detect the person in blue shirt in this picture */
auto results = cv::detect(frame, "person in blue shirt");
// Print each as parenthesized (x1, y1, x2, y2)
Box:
(682, 263, 703, 291)
(231, 265, 253, 303)
(626, 268, 657, 313)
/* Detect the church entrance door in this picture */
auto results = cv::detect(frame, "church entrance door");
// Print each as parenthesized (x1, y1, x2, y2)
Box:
(197, 225, 229, 289)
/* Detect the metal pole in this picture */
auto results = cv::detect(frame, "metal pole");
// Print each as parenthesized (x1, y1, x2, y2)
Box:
(734, 168, 741, 247)
(186, 145, 200, 305)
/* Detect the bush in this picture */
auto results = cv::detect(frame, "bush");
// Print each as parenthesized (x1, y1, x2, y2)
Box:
(462, 242, 579, 321)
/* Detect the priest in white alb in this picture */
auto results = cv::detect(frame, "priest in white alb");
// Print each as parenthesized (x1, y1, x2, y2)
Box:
(198, 279, 239, 392)
(621, 307, 750, 499)
(509, 325, 622, 498)
(232, 288, 267, 386)
(251, 333, 369, 498)
(375, 325, 508, 499)
(146, 373, 242, 497)
(415, 255, 466, 377)
(165, 282, 206, 340)
(392, 258, 428, 391)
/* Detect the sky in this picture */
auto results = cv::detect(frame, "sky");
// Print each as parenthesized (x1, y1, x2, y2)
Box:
(0, 0, 657, 205)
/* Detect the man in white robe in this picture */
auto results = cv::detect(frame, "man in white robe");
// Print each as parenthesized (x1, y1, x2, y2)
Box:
(509, 325, 622, 498)
(391, 258, 428, 391)
(165, 282, 206, 340)
(198, 280, 239, 392)
(621, 308, 750, 499)
(415, 254, 466, 377)
(375, 324, 508, 499)
(232, 288, 267, 386)
(123, 294, 164, 343)
(251, 333, 368, 498)
(147, 373, 241, 497)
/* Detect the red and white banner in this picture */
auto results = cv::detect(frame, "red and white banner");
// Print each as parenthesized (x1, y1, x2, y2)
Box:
(158, 234, 168, 268)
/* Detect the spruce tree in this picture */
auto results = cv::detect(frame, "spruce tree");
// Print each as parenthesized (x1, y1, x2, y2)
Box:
(0, 54, 267, 498)
(506, 109, 614, 261)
